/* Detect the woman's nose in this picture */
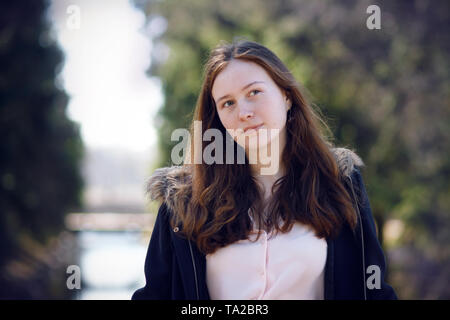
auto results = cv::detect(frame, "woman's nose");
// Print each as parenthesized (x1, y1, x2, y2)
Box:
(238, 103, 255, 120)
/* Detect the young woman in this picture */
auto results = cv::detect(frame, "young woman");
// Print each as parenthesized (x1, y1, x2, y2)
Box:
(132, 40, 397, 300)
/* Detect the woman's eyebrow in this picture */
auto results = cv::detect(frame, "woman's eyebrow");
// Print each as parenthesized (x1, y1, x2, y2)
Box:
(216, 81, 265, 104)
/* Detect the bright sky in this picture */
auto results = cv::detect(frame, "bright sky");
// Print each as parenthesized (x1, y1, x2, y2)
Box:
(49, 0, 163, 153)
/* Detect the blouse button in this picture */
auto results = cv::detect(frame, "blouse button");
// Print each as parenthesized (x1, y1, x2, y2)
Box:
(173, 227, 179, 232)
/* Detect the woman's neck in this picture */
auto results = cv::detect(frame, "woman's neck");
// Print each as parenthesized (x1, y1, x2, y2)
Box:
(250, 162, 286, 201)
(248, 131, 286, 200)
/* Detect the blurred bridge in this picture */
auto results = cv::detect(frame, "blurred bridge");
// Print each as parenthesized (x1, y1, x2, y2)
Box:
(65, 213, 156, 232)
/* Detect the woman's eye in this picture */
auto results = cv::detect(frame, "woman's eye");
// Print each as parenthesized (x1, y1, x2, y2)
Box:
(223, 100, 234, 108)
(222, 90, 260, 108)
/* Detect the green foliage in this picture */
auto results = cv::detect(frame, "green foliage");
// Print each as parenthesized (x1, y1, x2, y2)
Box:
(141, 0, 450, 298)
(0, 1, 84, 298)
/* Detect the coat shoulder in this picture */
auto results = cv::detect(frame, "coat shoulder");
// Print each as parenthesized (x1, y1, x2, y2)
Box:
(145, 165, 192, 215)
(330, 147, 365, 177)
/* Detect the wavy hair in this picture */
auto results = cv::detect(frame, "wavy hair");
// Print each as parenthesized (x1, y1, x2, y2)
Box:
(172, 39, 358, 254)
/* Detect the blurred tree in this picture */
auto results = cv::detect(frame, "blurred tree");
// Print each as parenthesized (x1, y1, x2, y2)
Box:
(0, 0, 84, 298)
(139, 0, 449, 298)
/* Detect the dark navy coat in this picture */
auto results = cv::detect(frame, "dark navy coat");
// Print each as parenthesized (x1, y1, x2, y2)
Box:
(132, 168, 398, 300)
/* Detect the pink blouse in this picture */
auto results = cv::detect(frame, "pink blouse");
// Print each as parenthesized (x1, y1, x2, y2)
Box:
(206, 219, 328, 300)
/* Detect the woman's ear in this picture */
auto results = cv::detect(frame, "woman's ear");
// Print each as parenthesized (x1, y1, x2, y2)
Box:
(283, 90, 291, 108)
(285, 95, 292, 111)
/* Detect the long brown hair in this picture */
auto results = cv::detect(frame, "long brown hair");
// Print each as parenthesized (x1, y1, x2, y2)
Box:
(172, 39, 357, 254)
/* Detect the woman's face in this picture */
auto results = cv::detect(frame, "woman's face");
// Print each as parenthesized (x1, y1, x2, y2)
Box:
(212, 59, 291, 155)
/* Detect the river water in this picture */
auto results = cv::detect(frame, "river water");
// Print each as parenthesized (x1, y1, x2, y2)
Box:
(75, 230, 149, 300)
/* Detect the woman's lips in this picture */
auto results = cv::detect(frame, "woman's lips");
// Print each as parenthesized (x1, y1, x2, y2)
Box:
(243, 124, 264, 133)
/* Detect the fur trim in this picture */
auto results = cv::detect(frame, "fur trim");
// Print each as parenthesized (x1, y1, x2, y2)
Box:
(145, 147, 364, 213)
(331, 147, 364, 177)
(145, 165, 191, 215)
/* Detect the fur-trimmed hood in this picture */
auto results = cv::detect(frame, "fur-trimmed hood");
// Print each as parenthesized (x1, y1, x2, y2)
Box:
(145, 147, 364, 215)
